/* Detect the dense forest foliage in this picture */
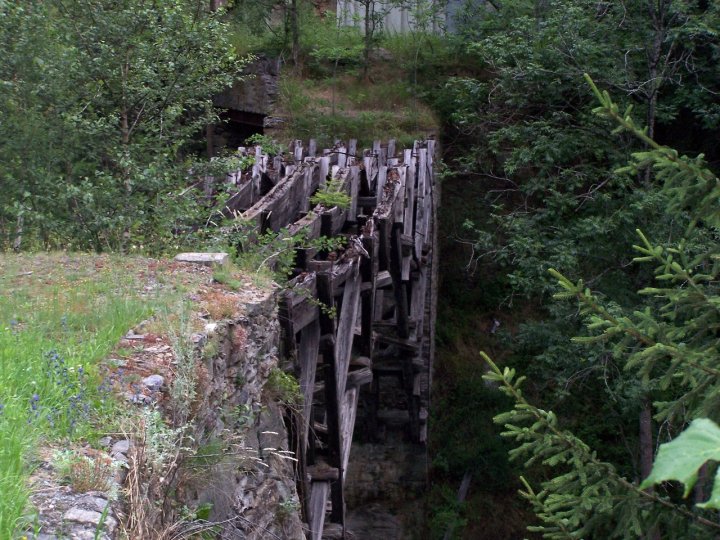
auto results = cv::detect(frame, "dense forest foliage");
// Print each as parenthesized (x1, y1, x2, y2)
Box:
(0, 1, 245, 251)
(431, 0, 720, 538)
(2, 0, 720, 538)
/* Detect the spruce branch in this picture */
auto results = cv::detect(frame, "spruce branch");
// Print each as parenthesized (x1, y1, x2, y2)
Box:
(482, 352, 720, 534)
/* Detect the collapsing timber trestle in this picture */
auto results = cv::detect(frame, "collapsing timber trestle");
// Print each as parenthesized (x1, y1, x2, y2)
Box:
(223, 138, 436, 539)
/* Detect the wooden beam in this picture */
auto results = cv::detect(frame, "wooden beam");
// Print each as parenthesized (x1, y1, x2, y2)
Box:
(316, 273, 345, 528)
(309, 481, 330, 540)
(242, 162, 322, 232)
(347, 367, 373, 388)
(341, 386, 359, 477)
(308, 462, 340, 481)
(375, 333, 420, 352)
(390, 226, 410, 338)
(299, 320, 321, 448)
(335, 261, 361, 401)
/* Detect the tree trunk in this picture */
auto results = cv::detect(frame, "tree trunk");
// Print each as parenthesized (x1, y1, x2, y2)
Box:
(639, 398, 661, 540)
(12, 213, 23, 252)
(643, 0, 667, 185)
(362, 1, 374, 79)
(639, 399, 653, 481)
(291, 0, 300, 73)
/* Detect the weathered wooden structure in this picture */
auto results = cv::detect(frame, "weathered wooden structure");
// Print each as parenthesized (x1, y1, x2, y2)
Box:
(220, 138, 437, 539)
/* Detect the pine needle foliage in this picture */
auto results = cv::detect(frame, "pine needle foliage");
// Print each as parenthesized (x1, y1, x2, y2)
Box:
(484, 78, 720, 538)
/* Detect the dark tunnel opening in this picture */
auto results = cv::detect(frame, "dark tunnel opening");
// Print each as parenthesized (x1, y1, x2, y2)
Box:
(208, 109, 265, 156)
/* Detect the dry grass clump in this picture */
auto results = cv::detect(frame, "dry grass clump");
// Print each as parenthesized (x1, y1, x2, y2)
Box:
(202, 290, 239, 320)
(54, 449, 117, 493)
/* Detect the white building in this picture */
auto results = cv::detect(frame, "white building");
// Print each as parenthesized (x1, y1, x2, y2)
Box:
(335, 0, 487, 34)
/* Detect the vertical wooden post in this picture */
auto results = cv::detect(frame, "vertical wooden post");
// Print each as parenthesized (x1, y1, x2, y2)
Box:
(317, 273, 345, 530)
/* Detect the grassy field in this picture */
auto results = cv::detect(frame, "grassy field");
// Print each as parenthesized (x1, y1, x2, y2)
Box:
(0, 253, 203, 537)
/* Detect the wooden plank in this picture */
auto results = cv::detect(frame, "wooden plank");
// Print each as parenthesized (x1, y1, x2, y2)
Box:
(242, 163, 322, 232)
(364, 155, 377, 193)
(402, 255, 412, 282)
(316, 273, 344, 527)
(390, 226, 410, 338)
(288, 209, 322, 239)
(337, 144, 347, 168)
(341, 386, 359, 477)
(375, 333, 419, 352)
(410, 267, 427, 340)
(252, 145, 263, 202)
(373, 140, 382, 166)
(359, 225, 377, 356)
(286, 294, 319, 333)
(375, 166, 387, 205)
(319, 156, 330, 188)
(350, 356, 372, 368)
(302, 166, 315, 214)
(347, 367, 373, 387)
(348, 139, 357, 163)
(403, 150, 416, 238)
(394, 166, 407, 224)
(308, 462, 340, 481)
(309, 481, 330, 540)
(335, 261, 362, 400)
(299, 319, 321, 447)
(222, 181, 254, 214)
(329, 258, 357, 290)
(376, 270, 392, 288)
(374, 289, 385, 320)
(348, 166, 360, 223)
(375, 168, 401, 220)
(278, 297, 295, 358)
(415, 147, 428, 255)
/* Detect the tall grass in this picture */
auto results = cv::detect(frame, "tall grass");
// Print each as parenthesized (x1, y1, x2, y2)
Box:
(0, 254, 169, 537)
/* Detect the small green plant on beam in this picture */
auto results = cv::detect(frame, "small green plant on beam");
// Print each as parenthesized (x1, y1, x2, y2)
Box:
(290, 284, 338, 319)
(232, 226, 347, 281)
(310, 177, 351, 209)
(245, 134, 285, 156)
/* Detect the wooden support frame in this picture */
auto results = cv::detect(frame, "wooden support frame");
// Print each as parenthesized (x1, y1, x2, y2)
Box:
(223, 139, 436, 540)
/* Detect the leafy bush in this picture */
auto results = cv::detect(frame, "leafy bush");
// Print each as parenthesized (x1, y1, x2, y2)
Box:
(0, 1, 248, 252)
(310, 177, 351, 209)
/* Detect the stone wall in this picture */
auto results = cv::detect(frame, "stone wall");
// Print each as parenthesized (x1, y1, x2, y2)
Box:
(26, 263, 306, 540)
(178, 286, 305, 539)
